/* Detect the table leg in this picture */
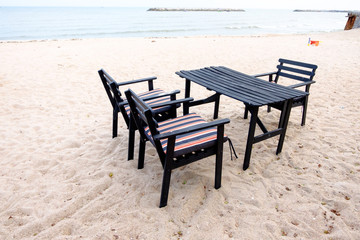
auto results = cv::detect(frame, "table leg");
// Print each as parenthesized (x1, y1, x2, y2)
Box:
(278, 101, 287, 129)
(276, 99, 293, 154)
(243, 105, 259, 170)
(244, 105, 249, 119)
(213, 93, 220, 119)
(184, 79, 191, 115)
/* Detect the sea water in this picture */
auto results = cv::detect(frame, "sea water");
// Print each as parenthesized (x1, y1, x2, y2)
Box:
(0, 7, 348, 41)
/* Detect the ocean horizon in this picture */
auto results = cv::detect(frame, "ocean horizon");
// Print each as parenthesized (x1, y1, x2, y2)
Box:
(0, 7, 349, 41)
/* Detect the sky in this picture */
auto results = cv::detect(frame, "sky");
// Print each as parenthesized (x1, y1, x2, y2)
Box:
(0, 0, 359, 10)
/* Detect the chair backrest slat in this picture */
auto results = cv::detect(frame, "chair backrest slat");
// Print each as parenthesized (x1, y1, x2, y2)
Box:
(278, 71, 312, 82)
(275, 58, 317, 83)
(276, 65, 315, 77)
(99, 69, 126, 107)
(99, 69, 117, 108)
(125, 89, 163, 148)
(133, 96, 150, 125)
(279, 58, 318, 69)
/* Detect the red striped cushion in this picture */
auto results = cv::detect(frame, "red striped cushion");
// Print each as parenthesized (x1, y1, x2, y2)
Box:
(145, 113, 227, 157)
(124, 89, 172, 116)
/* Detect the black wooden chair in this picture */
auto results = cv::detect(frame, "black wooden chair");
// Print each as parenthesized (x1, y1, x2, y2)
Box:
(244, 58, 317, 126)
(98, 69, 180, 160)
(125, 89, 230, 207)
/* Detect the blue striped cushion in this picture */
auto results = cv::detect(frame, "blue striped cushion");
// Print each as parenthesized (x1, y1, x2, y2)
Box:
(145, 113, 227, 157)
(124, 89, 172, 117)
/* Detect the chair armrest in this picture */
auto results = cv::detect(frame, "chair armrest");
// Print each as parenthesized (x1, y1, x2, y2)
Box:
(288, 80, 316, 89)
(150, 97, 194, 109)
(116, 76, 157, 86)
(252, 71, 277, 78)
(118, 90, 181, 107)
(153, 118, 230, 140)
(141, 90, 180, 101)
(118, 101, 129, 107)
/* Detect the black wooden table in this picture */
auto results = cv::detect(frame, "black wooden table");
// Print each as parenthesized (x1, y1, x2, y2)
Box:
(176, 66, 308, 170)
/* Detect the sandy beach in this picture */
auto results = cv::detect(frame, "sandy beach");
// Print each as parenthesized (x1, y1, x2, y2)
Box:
(1, 29, 360, 239)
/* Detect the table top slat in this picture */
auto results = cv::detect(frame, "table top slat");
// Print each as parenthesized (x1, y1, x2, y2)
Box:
(202, 68, 293, 99)
(179, 70, 266, 105)
(189, 69, 282, 104)
(176, 66, 308, 106)
(212, 67, 304, 98)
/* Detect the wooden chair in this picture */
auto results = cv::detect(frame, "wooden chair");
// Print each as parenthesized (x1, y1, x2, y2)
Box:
(98, 69, 180, 160)
(244, 58, 317, 126)
(125, 89, 230, 207)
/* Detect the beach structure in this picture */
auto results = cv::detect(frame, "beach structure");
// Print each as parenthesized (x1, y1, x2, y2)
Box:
(245, 59, 318, 126)
(98, 69, 179, 160)
(125, 89, 230, 207)
(345, 11, 360, 30)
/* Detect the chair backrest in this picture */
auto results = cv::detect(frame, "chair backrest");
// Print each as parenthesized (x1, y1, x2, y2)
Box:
(275, 58, 318, 84)
(125, 89, 166, 159)
(98, 69, 123, 108)
(98, 69, 130, 126)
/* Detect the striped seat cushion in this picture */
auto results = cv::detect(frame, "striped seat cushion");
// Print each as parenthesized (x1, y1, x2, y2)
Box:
(124, 89, 173, 117)
(145, 113, 228, 157)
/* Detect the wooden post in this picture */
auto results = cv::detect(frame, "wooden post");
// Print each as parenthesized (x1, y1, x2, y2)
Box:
(345, 12, 360, 30)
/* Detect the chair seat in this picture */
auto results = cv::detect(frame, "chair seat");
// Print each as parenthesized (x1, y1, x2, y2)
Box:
(270, 95, 305, 109)
(293, 95, 305, 103)
(124, 89, 173, 117)
(145, 113, 228, 157)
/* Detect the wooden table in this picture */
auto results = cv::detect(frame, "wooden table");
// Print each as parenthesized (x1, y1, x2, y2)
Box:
(176, 66, 308, 170)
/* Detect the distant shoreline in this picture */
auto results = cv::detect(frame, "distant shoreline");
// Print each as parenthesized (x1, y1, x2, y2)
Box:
(293, 9, 350, 12)
(147, 8, 245, 12)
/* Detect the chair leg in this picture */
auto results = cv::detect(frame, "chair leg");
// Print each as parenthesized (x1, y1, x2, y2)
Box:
(267, 106, 272, 113)
(159, 136, 175, 208)
(160, 162, 172, 208)
(301, 98, 308, 126)
(215, 125, 224, 189)
(112, 109, 118, 138)
(128, 118, 135, 161)
(301, 108, 306, 126)
(138, 139, 146, 169)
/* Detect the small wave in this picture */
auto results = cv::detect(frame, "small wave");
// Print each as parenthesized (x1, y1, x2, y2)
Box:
(225, 25, 260, 30)
(119, 28, 205, 34)
(47, 27, 208, 38)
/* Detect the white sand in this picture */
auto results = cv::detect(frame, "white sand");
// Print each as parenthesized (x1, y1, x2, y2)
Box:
(1, 29, 360, 239)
